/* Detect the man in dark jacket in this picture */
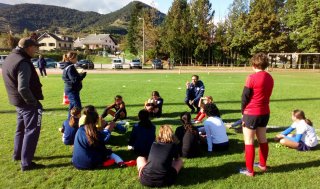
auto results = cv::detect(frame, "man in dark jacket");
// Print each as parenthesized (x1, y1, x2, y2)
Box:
(2, 37, 44, 171)
(37, 55, 47, 77)
(185, 75, 205, 113)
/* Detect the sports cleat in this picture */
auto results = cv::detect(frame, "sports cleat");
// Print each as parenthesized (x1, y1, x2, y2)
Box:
(239, 168, 254, 177)
(254, 162, 267, 172)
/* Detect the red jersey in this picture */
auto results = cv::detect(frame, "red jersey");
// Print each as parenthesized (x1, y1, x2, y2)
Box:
(241, 71, 274, 115)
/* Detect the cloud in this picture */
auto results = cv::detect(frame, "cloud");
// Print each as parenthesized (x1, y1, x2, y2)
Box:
(1, 0, 160, 14)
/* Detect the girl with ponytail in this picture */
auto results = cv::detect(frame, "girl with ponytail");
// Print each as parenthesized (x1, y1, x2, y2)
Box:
(175, 112, 200, 158)
(72, 105, 128, 169)
(60, 107, 81, 145)
(274, 109, 318, 151)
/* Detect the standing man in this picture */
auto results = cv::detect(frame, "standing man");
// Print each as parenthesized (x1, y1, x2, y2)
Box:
(2, 37, 44, 171)
(185, 75, 205, 113)
(37, 55, 47, 77)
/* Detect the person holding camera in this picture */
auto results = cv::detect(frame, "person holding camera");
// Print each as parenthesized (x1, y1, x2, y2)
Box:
(185, 75, 205, 113)
(62, 51, 86, 118)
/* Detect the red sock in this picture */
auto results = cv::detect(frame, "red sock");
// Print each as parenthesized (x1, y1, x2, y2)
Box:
(259, 142, 269, 167)
(245, 144, 255, 173)
(197, 113, 206, 122)
(194, 112, 202, 120)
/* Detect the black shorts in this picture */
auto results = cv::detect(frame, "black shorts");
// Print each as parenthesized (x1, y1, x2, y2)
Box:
(140, 167, 177, 187)
(243, 114, 270, 130)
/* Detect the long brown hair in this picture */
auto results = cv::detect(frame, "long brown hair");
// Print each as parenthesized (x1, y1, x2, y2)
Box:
(69, 107, 81, 128)
(84, 109, 99, 146)
(180, 112, 197, 134)
(61, 54, 68, 62)
(293, 109, 313, 126)
(157, 125, 177, 144)
(66, 51, 77, 62)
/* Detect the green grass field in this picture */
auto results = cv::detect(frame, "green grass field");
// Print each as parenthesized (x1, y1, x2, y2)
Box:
(0, 72, 320, 189)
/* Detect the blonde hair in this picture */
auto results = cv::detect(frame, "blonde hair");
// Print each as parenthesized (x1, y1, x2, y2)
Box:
(62, 54, 68, 62)
(157, 125, 177, 143)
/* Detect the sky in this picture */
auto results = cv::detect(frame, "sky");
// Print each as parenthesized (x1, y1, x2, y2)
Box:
(1, 0, 233, 22)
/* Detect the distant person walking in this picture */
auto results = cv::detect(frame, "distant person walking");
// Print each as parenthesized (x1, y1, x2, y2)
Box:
(37, 55, 47, 77)
(2, 37, 44, 171)
(185, 75, 205, 113)
(62, 51, 86, 117)
(240, 53, 274, 177)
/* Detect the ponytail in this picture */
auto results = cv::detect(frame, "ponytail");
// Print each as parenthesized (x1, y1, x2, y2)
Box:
(293, 109, 313, 126)
(84, 108, 99, 146)
(180, 112, 197, 135)
(69, 107, 81, 128)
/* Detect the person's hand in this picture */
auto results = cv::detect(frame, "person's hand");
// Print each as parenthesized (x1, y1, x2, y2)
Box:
(81, 72, 87, 78)
(186, 81, 190, 88)
(274, 134, 284, 142)
(190, 100, 194, 105)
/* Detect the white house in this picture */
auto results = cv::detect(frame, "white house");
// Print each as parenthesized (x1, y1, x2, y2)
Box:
(76, 34, 118, 52)
(37, 32, 73, 51)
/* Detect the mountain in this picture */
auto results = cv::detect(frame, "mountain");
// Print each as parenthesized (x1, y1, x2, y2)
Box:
(0, 1, 165, 35)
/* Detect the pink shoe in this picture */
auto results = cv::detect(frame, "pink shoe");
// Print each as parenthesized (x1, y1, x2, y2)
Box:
(254, 162, 267, 172)
(239, 168, 254, 177)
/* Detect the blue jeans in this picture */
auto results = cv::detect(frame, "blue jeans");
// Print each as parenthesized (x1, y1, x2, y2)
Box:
(66, 90, 81, 118)
(14, 103, 42, 167)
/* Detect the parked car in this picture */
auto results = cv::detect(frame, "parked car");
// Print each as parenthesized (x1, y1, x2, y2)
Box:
(0, 55, 8, 66)
(57, 62, 68, 69)
(129, 59, 142, 69)
(32, 58, 57, 68)
(112, 58, 123, 69)
(76, 59, 94, 69)
(152, 59, 163, 69)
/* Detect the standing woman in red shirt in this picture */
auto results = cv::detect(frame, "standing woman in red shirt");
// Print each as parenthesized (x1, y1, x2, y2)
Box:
(240, 53, 274, 176)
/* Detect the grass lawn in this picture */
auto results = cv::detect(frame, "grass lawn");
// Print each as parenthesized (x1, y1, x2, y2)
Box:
(0, 72, 320, 189)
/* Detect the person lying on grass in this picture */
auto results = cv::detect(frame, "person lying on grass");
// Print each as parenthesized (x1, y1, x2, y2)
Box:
(59, 107, 81, 146)
(175, 112, 200, 158)
(144, 91, 164, 118)
(101, 95, 127, 122)
(137, 125, 183, 188)
(72, 106, 127, 169)
(128, 109, 156, 157)
(193, 96, 213, 123)
(274, 109, 318, 151)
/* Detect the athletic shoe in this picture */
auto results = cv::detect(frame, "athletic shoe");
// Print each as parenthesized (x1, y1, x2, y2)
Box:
(124, 160, 137, 167)
(254, 162, 267, 172)
(239, 168, 254, 177)
(195, 120, 200, 124)
(58, 128, 64, 133)
(21, 162, 45, 171)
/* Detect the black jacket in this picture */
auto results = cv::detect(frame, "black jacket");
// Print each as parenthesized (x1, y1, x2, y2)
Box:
(62, 62, 86, 92)
(2, 48, 43, 106)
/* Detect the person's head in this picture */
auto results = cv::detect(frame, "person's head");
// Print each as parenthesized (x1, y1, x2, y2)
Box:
(151, 91, 160, 100)
(138, 109, 152, 128)
(157, 125, 177, 143)
(205, 96, 213, 104)
(66, 51, 78, 64)
(69, 107, 81, 128)
(18, 37, 40, 57)
(180, 112, 195, 133)
(84, 106, 99, 146)
(39, 55, 43, 59)
(204, 103, 221, 118)
(82, 105, 97, 116)
(292, 109, 313, 126)
(62, 54, 68, 62)
(191, 75, 199, 85)
(115, 95, 123, 104)
(250, 53, 269, 70)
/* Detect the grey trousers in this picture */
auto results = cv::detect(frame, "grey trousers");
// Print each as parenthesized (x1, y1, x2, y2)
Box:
(14, 103, 42, 167)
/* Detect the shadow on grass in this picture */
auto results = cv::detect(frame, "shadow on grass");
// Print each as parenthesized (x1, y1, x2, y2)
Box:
(45, 162, 73, 169)
(176, 161, 243, 186)
(270, 159, 320, 173)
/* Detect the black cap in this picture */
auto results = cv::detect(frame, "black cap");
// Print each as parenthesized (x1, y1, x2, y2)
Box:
(18, 37, 41, 48)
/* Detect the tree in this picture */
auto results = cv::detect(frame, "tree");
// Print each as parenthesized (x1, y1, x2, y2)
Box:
(246, 0, 287, 54)
(284, 0, 320, 52)
(126, 3, 140, 55)
(190, 0, 215, 64)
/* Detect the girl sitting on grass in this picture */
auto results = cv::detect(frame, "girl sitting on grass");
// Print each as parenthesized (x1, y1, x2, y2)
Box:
(193, 96, 214, 123)
(137, 125, 183, 187)
(144, 91, 164, 118)
(128, 109, 156, 157)
(60, 107, 81, 145)
(175, 112, 200, 158)
(274, 109, 318, 151)
(72, 106, 127, 169)
(101, 95, 127, 122)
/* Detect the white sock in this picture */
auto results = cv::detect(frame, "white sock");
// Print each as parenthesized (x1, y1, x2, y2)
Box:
(110, 153, 123, 164)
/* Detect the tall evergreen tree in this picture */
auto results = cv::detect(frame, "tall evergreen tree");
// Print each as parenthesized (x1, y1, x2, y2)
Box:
(127, 3, 140, 55)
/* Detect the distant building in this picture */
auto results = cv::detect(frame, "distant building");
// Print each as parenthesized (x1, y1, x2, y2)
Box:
(37, 32, 73, 51)
(75, 34, 118, 52)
